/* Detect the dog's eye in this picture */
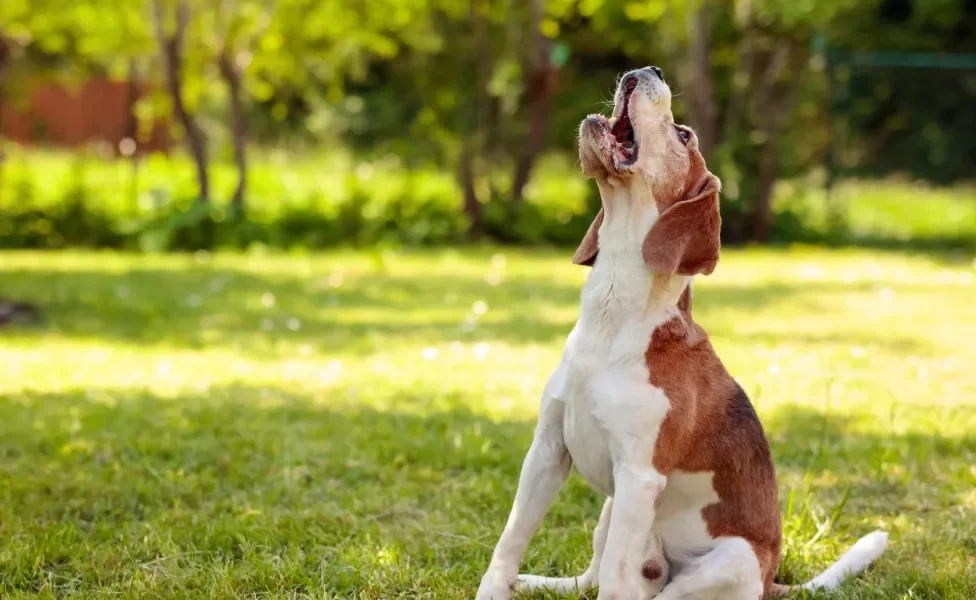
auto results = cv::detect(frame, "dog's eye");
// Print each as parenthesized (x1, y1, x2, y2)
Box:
(677, 128, 691, 144)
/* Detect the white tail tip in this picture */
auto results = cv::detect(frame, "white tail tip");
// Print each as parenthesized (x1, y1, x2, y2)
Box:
(851, 530, 889, 558)
(805, 530, 889, 591)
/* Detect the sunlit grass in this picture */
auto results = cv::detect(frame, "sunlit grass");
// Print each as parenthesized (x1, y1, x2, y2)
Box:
(775, 179, 976, 248)
(0, 247, 974, 598)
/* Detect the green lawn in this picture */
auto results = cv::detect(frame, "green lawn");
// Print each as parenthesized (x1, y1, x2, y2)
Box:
(1, 247, 974, 599)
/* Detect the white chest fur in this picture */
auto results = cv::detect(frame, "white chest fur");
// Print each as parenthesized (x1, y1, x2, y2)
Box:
(550, 184, 720, 569)
(557, 186, 684, 495)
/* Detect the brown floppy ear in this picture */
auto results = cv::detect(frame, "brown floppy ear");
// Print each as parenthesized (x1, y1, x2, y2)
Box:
(642, 175, 721, 276)
(572, 208, 604, 266)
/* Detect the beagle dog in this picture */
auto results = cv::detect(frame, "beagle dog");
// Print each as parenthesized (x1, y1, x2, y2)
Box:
(475, 67, 887, 600)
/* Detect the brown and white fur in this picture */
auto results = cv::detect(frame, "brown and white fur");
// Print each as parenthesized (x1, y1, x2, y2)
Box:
(475, 67, 887, 600)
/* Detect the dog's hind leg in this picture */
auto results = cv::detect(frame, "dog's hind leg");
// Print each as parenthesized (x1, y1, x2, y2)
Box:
(516, 497, 612, 594)
(653, 537, 763, 600)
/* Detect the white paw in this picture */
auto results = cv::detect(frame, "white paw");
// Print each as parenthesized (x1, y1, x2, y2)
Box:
(476, 571, 517, 600)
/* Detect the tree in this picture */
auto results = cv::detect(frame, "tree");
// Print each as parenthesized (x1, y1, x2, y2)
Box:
(700, 0, 813, 241)
(510, 0, 557, 209)
(204, 0, 277, 218)
(151, 0, 210, 205)
(0, 32, 13, 184)
(377, 0, 576, 238)
(217, 43, 248, 215)
(0, 33, 10, 110)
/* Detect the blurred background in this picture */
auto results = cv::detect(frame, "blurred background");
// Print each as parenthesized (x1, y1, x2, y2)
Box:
(1, 2, 975, 599)
(0, 0, 974, 251)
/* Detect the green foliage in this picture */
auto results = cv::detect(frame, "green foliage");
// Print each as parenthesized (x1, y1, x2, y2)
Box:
(1, 149, 973, 252)
(2, 0, 975, 248)
(0, 0, 151, 73)
(0, 149, 473, 250)
(834, 65, 976, 183)
(0, 248, 974, 597)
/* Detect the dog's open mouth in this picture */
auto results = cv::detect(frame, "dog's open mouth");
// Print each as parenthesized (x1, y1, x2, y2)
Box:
(610, 77, 638, 165)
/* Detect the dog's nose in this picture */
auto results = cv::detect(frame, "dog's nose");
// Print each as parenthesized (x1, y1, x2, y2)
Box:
(646, 66, 664, 81)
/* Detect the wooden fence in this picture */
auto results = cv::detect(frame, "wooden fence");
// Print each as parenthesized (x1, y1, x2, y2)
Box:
(1, 77, 170, 155)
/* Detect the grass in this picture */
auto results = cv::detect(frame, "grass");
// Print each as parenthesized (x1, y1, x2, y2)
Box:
(0, 246, 974, 599)
(775, 179, 976, 248)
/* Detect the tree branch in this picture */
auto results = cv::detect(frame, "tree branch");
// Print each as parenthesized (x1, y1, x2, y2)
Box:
(152, 0, 210, 203)
(219, 47, 247, 212)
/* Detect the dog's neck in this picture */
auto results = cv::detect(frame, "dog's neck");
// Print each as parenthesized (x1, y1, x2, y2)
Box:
(580, 178, 689, 328)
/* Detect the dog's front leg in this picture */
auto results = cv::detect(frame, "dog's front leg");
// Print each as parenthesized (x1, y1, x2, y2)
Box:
(598, 463, 668, 600)
(476, 386, 571, 600)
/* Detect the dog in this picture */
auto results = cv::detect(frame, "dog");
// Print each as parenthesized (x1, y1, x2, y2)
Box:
(475, 66, 887, 600)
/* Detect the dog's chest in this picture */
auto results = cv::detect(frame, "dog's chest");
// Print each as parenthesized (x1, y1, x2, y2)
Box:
(560, 257, 674, 496)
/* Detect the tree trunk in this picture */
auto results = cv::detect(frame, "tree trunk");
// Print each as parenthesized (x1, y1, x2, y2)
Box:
(0, 34, 8, 108)
(751, 138, 779, 242)
(152, 0, 210, 203)
(0, 34, 9, 191)
(457, 0, 489, 239)
(122, 60, 140, 144)
(750, 45, 806, 242)
(122, 60, 141, 209)
(219, 48, 247, 216)
(683, 5, 718, 160)
(510, 0, 554, 208)
(511, 68, 555, 208)
(459, 141, 483, 237)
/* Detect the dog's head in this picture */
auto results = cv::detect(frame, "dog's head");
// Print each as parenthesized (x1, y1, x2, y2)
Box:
(575, 66, 721, 276)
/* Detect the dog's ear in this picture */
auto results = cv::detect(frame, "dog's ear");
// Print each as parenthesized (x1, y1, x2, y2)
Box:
(572, 208, 604, 267)
(642, 174, 721, 276)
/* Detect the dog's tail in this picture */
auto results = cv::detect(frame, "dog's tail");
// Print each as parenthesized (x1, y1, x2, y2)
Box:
(767, 530, 888, 597)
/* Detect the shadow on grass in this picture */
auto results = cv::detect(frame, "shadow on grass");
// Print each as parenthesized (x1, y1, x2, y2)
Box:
(0, 263, 940, 356)
(0, 384, 540, 596)
(763, 404, 976, 506)
(0, 384, 972, 597)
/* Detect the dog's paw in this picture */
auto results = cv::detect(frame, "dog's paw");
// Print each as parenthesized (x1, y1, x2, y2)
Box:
(475, 570, 517, 600)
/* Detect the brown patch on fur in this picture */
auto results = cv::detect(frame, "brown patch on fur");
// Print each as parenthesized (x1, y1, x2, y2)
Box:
(647, 307, 782, 595)
(641, 174, 721, 276)
(640, 558, 664, 581)
(638, 123, 778, 591)
(650, 129, 709, 214)
(642, 126, 721, 276)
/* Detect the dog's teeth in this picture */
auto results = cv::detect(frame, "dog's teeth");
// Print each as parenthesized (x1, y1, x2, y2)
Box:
(608, 117, 617, 127)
